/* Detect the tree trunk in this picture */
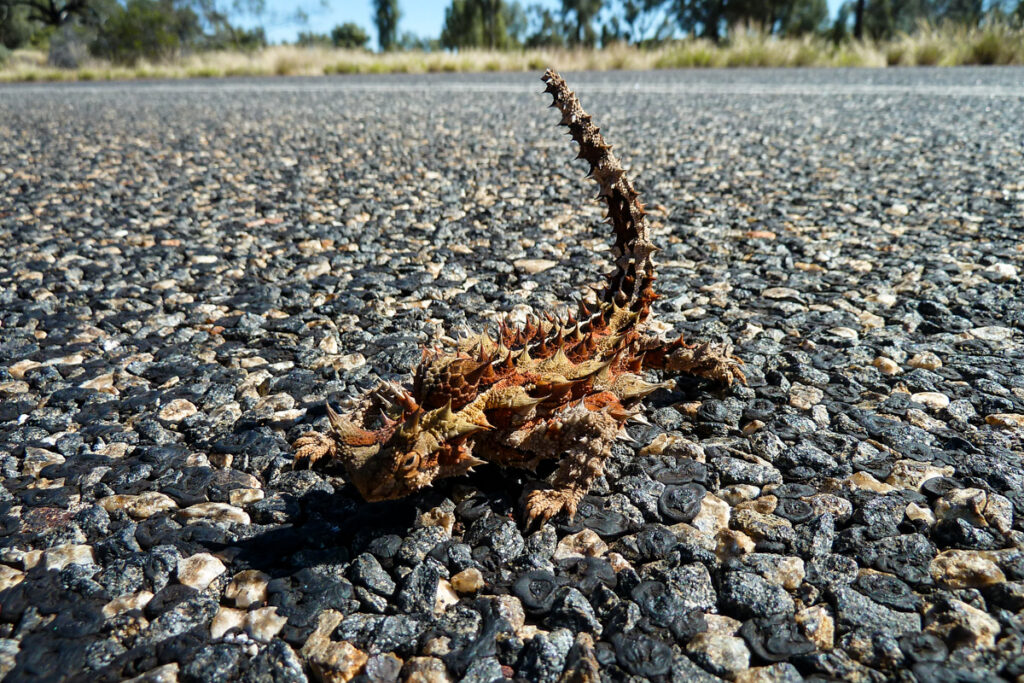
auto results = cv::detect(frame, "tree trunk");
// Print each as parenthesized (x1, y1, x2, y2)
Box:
(853, 0, 865, 39)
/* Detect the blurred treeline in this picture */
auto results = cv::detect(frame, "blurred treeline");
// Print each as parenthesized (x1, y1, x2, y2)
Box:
(2, 0, 1024, 66)
(443, 0, 1024, 51)
(0, 0, 275, 64)
(438, 0, 1024, 49)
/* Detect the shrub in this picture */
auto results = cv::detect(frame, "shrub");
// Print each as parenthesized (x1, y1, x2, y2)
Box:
(969, 30, 1011, 64)
(794, 41, 822, 66)
(91, 0, 200, 65)
(273, 54, 302, 76)
(885, 43, 907, 65)
(1, 3, 36, 50)
(331, 23, 369, 49)
(48, 23, 92, 68)
(914, 40, 943, 65)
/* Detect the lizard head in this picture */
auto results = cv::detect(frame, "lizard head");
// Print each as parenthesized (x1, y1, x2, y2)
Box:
(328, 395, 491, 502)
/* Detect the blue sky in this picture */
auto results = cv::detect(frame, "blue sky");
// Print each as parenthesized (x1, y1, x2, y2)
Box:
(247, 0, 844, 46)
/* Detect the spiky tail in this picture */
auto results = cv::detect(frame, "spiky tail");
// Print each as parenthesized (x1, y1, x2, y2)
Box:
(542, 69, 658, 325)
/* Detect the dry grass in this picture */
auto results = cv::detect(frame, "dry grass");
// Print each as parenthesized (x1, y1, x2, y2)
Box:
(653, 33, 888, 68)
(884, 22, 1024, 66)
(2, 24, 1023, 82)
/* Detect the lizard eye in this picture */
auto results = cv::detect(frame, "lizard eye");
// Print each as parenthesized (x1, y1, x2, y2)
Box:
(399, 452, 420, 472)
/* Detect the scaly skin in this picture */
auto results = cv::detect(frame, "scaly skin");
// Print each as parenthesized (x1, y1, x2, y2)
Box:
(293, 69, 745, 526)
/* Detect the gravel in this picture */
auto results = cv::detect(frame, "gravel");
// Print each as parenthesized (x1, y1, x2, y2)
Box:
(1, 67, 1023, 682)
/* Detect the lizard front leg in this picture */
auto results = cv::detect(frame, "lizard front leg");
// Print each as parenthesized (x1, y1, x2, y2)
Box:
(503, 401, 624, 526)
(292, 384, 398, 471)
(293, 400, 362, 471)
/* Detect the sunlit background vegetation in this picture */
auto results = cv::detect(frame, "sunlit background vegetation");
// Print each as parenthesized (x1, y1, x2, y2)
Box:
(2, 0, 1023, 80)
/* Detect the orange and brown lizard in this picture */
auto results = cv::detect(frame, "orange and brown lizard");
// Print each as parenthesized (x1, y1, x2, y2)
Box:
(293, 69, 745, 525)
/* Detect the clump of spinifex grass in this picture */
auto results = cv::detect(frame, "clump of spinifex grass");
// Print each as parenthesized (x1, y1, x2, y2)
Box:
(2, 24, 1024, 82)
(884, 21, 1024, 66)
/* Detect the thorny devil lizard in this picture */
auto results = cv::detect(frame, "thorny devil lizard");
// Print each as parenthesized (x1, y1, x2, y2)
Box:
(293, 69, 746, 526)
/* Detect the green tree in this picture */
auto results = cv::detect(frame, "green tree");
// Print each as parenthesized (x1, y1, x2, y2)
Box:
(853, 0, 864, 37)
(562, 0, 601, 45)
(506, 1, 527, 41)
(441, 0, 486, 47)
(0, 0, 104, 27)
(830, 0, 853, 40)
(440, 0, 524, 49)
(0, 0, 118, 65)
(187, 0, 265, 31)
(524, 3, 565, 46)
(674, 0, 829, 39)
(621, 0, 667, 43)
(186, 0, 266, 49)
(397, 30, 437, 49)
(860, 0, 931, 39)
(673, 0, 726, 40)
(90, 0, 201, 63)
(777, 0, 827, 35)
(0, 2, 38, 48)
(932, 0, 984, 24)
(296, 30, 330, 46)
(720, 0, 810, 34)
(479, 0, 501, 47)
(331, 21, 369, 48)
(600, 13, 620, 43)
(861, 0, 895, 37)
(373, 0, 400, 50)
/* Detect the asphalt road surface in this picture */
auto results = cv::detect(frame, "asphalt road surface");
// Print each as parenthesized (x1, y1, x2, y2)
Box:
(1, 68, 1022, 682)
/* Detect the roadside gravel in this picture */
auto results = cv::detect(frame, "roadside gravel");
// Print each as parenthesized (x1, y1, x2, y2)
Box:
(1, 68, 1022, 682)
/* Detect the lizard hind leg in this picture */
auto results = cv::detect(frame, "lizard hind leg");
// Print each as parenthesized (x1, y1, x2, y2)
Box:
(516, 402, 624, 527)
(524, 472, 592, 528)
(642, 335, 747, 387)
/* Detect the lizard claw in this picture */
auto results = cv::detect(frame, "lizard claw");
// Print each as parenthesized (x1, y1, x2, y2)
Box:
(524, 488, 579, 529)
(292, 431, 336, 469)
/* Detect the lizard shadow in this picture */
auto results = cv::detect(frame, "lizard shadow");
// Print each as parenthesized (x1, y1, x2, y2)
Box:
(210, 464, 538, 577)
(212, 489, 417, 577)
